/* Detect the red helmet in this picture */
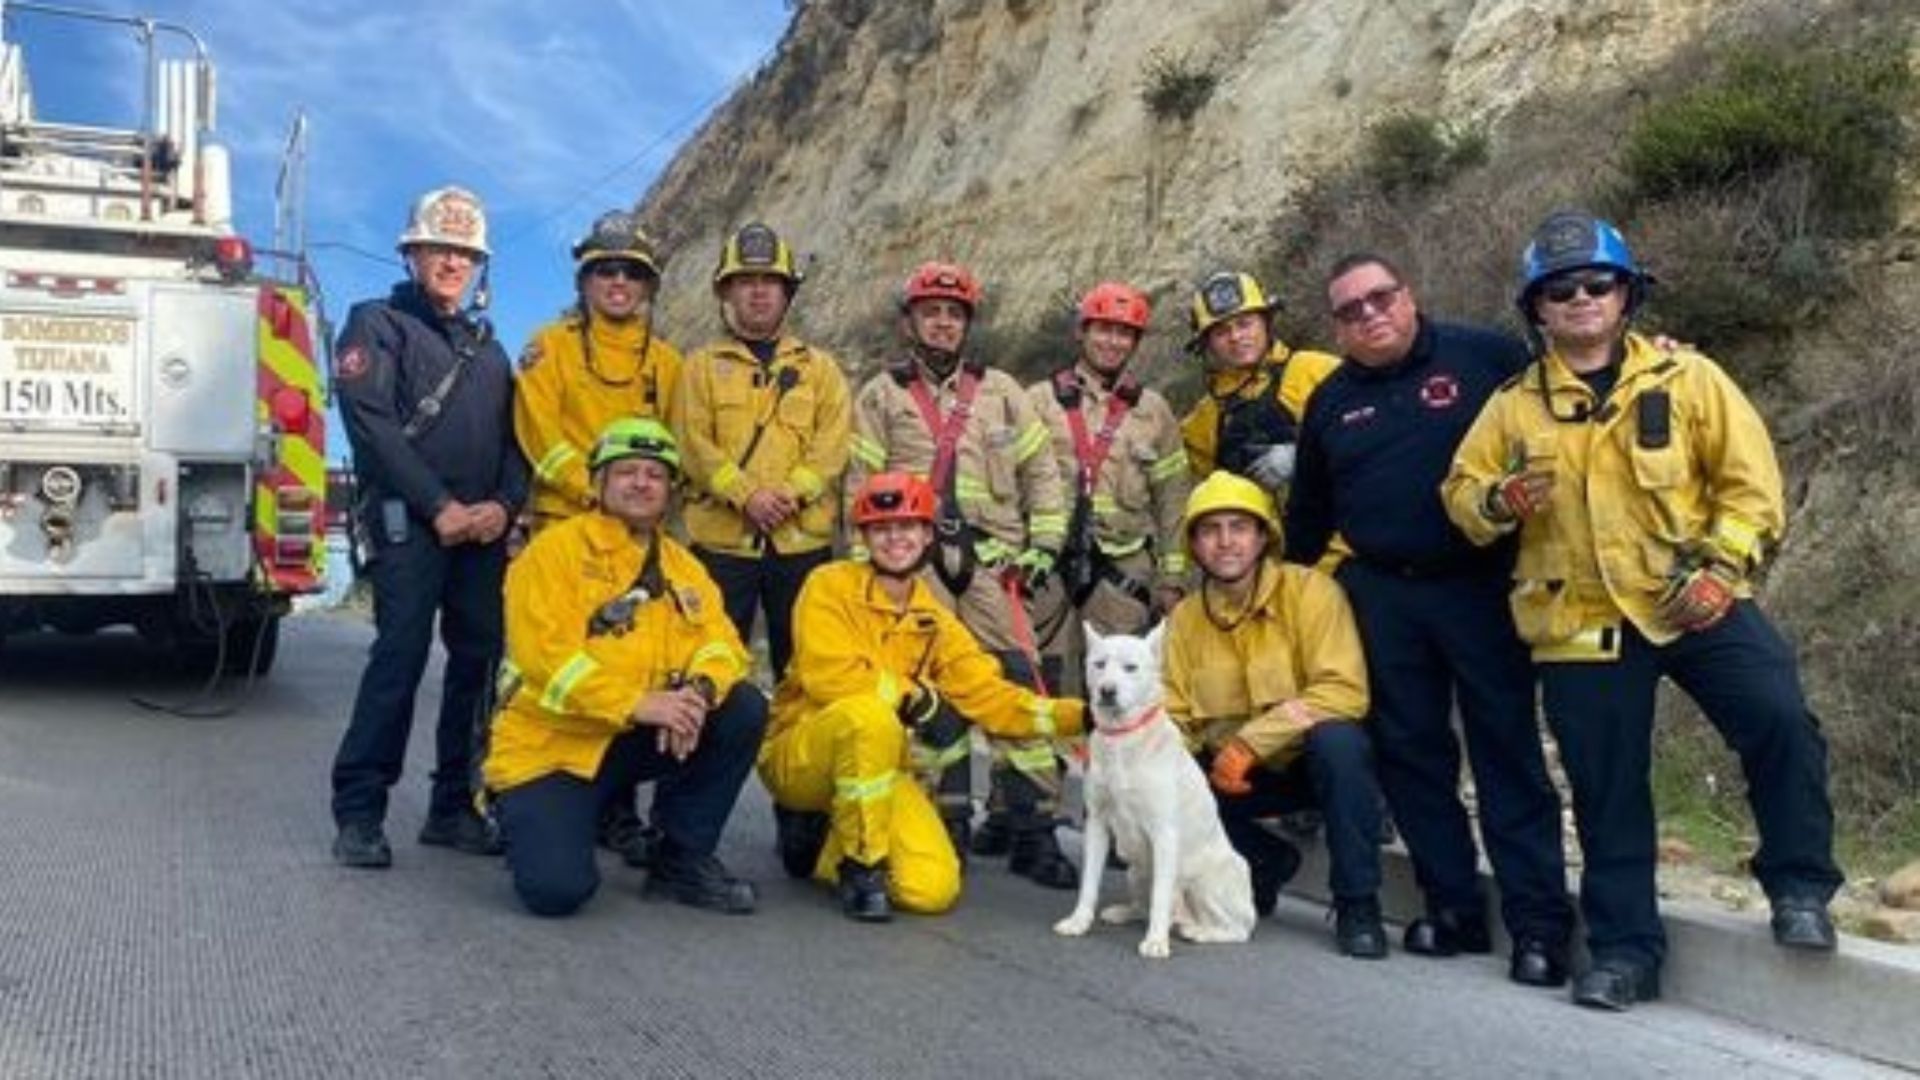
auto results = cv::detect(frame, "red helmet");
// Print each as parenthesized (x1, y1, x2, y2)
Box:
(1078, 281, 1150, 331)
(901, 261, 983, 312)
(851, 472, 937, 527)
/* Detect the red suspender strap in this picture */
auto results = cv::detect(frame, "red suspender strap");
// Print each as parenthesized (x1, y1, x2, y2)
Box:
(904, 366, 981, 494)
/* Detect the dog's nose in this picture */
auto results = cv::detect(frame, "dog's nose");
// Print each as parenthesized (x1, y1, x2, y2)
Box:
(1095, 684, 1118, 706)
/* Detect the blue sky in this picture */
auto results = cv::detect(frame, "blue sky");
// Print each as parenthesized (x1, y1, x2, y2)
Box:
(10, 0, 790, 450)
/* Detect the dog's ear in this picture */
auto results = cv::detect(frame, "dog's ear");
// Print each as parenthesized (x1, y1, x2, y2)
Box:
(1083, 621, 1104, 653)
(1144, 620, 1167, 663)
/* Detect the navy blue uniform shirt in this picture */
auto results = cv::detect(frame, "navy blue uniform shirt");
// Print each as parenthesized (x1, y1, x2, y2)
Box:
(334, 282, 527, 523)
(1286, 317, 1527, 571)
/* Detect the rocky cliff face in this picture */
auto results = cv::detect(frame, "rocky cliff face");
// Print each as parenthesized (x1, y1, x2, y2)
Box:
(638, 0, 1908, 362)
(638, 0, 1920, 872)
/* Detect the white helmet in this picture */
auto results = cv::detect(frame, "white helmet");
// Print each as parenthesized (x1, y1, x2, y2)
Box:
(396, 186, 490, 258)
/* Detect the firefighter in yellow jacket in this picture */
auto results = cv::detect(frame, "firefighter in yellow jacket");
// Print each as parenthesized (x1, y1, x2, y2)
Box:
(1026, 281, 1191, 687)
(514, 209, 684, 530)
(1163, 470, 1390, 958)
(669, 223, 851, 682)
(760, 472, 1085, 921)
(1442, 211, 1841, 1012)
(483, 418, 766, 918)
(514, 209, 687, 871)
(1180, 271, 1341, 493)
(846, 261, 1076, 889)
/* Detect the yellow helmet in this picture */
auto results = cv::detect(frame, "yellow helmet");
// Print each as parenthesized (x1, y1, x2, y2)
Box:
(1181, 470, 1283, 558)
(713, 222, 802, 289)
(396, 186, 490, 258)
(573, 209, 662, 276)
(1187, 270, 1276, 349)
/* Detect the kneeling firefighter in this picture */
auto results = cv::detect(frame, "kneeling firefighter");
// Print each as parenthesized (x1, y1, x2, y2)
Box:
(759, 472, 1086, 922)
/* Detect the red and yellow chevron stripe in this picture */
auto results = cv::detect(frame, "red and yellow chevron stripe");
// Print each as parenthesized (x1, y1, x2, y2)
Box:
(253, 284, 327, 594)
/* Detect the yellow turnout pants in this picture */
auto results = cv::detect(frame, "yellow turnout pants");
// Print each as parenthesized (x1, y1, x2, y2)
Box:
(758, 694, 962, 914)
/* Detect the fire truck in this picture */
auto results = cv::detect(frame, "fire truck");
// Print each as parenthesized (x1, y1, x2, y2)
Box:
(0, 1, 327, 674)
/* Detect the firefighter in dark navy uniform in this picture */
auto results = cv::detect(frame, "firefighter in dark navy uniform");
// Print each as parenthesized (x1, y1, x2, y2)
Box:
(330, 186, 529, 869)
(1286, 252, 1574, 989)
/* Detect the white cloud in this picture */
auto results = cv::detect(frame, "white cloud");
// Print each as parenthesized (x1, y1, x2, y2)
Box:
(10, 0, 789, 349)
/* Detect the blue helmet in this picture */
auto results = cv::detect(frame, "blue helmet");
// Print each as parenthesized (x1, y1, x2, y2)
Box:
(1516, 210, 1643, 310)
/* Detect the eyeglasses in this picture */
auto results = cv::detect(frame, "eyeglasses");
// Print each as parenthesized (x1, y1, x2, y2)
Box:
(590, 261, 653, 282)
(1539, 273, 1622, 305)
(1330, 283, 1404, 324)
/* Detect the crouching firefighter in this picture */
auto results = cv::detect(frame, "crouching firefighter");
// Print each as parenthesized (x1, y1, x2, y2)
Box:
(481, 418, 766, 917)
(1027, 281, 1192, 684)
(846, 261, 1077, 889)
(760, 472, 1086, 921)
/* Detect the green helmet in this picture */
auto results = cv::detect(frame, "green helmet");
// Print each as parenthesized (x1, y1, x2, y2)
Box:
(589, 417, 680, 475)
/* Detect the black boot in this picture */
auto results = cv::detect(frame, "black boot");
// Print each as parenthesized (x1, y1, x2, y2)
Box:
(1771, 897, 1838, 951)
(1245, 832, 1303, 917)
(333, 821, 392, 869)
(940, 810, 972, 867)
(1333, 895, 1389, 959)
(837, 858, 893, 923)
(1009, 822, 1077, 890)
(971, 812, 1012, 857)
(773, 806, 829, 879)
(1403, 906, 1493, 957)
(643, 848, 757, 915)
(598, 801, 660, 869)
(418, 807, 504, 856)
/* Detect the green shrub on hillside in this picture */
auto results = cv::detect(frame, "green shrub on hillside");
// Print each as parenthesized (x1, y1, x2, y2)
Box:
(1619, 42, 1913, 234)
(1141, 50, 1220, 123)
(1362, 113, 1489, 194)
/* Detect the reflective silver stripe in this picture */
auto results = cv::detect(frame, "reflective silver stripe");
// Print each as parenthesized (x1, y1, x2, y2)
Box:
(954, 474, 991, 503)
(688, 640, 745, 679)
(1027, 699, 1057, 737)
(1007, 742, 1057, 771)
(1149, 450, 1189, 481)
(1711, 515, 1762, 564)
(494, 659, 523, 702)
(834, 770, 898, 803)
(1013, 422, 1049, 463)
(540, 652, 600, 712)
(850, 434, 888, 469)
(535, 442, 580, 481)
(877, 670, 902, 708)
(913, 738, 970, 770)
(1028, 511, 1068, 539)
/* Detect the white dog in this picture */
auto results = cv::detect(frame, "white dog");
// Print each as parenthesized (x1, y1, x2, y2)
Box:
(1054, 622, 1256, 958)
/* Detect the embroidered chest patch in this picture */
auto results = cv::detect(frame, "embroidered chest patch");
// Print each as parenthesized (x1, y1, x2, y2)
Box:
(1419, 373, 1462, 410)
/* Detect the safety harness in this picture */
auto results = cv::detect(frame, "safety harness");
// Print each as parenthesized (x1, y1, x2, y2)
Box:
(893, 356, 985, 596)
(1052, 369, 1153, 610)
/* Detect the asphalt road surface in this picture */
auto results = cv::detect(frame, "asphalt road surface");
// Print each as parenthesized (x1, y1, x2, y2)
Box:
(0, 613, 1905, 1079)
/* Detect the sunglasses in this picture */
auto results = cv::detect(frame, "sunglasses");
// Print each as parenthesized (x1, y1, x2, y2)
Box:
(590, 261, 653, 282)
(1539, 273, 1622, 304)
(1330, 283, 1404, 325)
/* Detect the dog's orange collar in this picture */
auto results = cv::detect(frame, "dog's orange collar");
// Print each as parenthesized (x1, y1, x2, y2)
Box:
(1098, 703, 1164, 738)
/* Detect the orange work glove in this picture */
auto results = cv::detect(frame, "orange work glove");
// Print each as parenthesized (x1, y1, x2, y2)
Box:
(1482, 463, 1554, 523)
(1659, 561, 1739, 633)
(1209, 738, 1259, 796)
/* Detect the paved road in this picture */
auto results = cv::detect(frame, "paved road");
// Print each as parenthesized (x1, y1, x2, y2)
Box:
(0, 614, 1905, 1079)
